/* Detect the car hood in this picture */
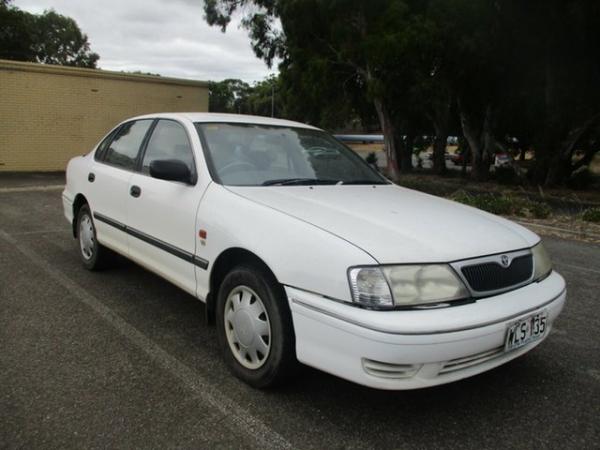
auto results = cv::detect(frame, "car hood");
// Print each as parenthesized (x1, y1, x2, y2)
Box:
(227, 184, 539, 263)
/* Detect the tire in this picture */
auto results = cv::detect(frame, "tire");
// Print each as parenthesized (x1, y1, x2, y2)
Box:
(216, 265, 297, 388)
(76, 204, 112, 270)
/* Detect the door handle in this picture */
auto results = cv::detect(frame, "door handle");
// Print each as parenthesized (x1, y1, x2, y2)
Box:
(88, 172, 95, 182)
(130, 185, 141, 198)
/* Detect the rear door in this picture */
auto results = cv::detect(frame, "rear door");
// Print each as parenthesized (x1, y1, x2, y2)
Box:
(126, 119, 203, 296)
(87, 119, 154, 254)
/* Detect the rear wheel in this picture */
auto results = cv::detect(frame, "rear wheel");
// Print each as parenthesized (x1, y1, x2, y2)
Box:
(76, 204, 111, 270)
(216, 265, 297, 388)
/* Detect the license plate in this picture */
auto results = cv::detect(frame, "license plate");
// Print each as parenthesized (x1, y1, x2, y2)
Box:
(505, 310, 548, 351)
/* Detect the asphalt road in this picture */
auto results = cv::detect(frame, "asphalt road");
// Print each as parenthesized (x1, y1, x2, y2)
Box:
(1, 177, 599, 449)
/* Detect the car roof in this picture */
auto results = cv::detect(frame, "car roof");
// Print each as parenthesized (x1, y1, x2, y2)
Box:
(127, 112, 321, 130)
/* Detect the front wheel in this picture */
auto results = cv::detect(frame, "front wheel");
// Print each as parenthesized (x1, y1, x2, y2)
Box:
(216, 265, 297, 388)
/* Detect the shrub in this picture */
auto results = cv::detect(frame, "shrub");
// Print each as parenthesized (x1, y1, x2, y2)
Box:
(582, 207, 600, 223)
(529, 201, 552, 219)
(478, 194, 514, 215)
(495, 166, 517, 185)
(451, 191, 512, 214)
(450, 190, 476, 206)
(567, 167, 594, 190)
(366, 152, 378, 165)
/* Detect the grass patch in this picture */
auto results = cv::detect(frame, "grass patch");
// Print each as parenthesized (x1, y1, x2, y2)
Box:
(450, 190, 551, 219)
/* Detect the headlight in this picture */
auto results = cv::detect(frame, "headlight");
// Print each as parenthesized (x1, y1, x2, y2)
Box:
(348, 267, 393, 308)
(348, 265, 469, 309)
(532, 242, 552, 281)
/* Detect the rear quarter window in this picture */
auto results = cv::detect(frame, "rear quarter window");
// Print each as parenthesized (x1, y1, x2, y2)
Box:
(94, 126, 121, 162)
(103, 120, 153, 170)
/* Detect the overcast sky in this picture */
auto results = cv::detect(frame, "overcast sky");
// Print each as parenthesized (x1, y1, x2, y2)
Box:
(14, 0, 276, 83)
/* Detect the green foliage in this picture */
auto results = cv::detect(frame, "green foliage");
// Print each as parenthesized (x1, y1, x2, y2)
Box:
(582, 208, 600, 223)
(0, 0, 33, 61)
(204, 0, 434, 168)
(209, 76, 281, 117)
(204, 0, 283, 67)
(451, 190, 551, 219)
(246, 76, 281, 117)
(0, 4, 98, 67)
(209, 79, 251, 113)
(123, 70, 161, 76)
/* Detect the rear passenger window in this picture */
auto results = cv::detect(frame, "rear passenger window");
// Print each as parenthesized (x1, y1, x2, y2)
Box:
(104, 120, 153, 170)
(141, 120, 195, 175)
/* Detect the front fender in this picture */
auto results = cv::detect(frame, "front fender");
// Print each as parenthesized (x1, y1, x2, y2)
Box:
(195, 184, 377, 302)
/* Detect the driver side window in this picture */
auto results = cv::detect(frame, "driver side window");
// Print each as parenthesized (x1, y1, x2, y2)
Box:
(142, 120, 195, 176)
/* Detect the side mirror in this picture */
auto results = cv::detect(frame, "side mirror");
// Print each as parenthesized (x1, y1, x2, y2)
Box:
(149, 159, 193, 184)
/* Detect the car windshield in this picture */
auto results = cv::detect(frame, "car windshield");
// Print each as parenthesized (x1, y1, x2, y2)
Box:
(195, 123, 388, 186)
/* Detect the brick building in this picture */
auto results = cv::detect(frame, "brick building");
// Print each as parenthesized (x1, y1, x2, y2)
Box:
(0, 59, 209, 171)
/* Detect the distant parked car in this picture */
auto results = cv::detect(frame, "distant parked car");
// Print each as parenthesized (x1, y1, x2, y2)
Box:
(495, 152, 514, 168)
(63, 113, 565, 390)
(427, 151, 451, 161)
(451, 149, 471, 166)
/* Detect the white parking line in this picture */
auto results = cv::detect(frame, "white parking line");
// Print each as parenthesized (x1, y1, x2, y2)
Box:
(555, 262, 600, 276)
(11, 229, 66, 236)
(0, 229, 293, 450)
(516, 220, 600, 240)
(0, 185, 64, 193)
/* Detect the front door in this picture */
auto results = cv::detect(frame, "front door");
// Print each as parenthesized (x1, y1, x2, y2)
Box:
(126, 119, 203, 296)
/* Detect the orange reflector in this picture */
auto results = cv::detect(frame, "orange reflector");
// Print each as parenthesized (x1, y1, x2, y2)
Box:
(199, 229, 207, 239)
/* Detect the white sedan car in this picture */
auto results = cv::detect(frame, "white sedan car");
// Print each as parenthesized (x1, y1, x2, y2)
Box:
(63, 113, 566, 390)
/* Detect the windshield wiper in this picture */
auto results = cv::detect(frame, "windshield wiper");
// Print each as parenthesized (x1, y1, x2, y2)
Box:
(261, 178, 339, 186)
(338, 179, 389, 185)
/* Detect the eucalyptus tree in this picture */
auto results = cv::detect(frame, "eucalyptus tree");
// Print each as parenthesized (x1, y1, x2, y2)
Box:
(209, 79, 252, 113)
(204, 0, 422, 178)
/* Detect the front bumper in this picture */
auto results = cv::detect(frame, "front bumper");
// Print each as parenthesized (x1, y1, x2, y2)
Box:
(286, 271, 566, 390)
(62, 189, 74, 224)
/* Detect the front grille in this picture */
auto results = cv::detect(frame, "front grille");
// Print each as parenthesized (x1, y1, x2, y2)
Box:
(461, 254, 533, 292)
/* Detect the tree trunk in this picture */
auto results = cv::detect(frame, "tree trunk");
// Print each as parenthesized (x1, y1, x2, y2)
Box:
(373, 98, 399, 180)
(459, 104, 481, 178)
(400, 134, 413, 173)
(544, 114, 600, 185)
(392, 130, 413, 173)
(455, 137, 467, 177)
(479, 106, 494, 181)
(544, 149, 571, 186)
(431, 97, 451, 175)
(432, 125, 448, 176)
(458, 100, 493, 181)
